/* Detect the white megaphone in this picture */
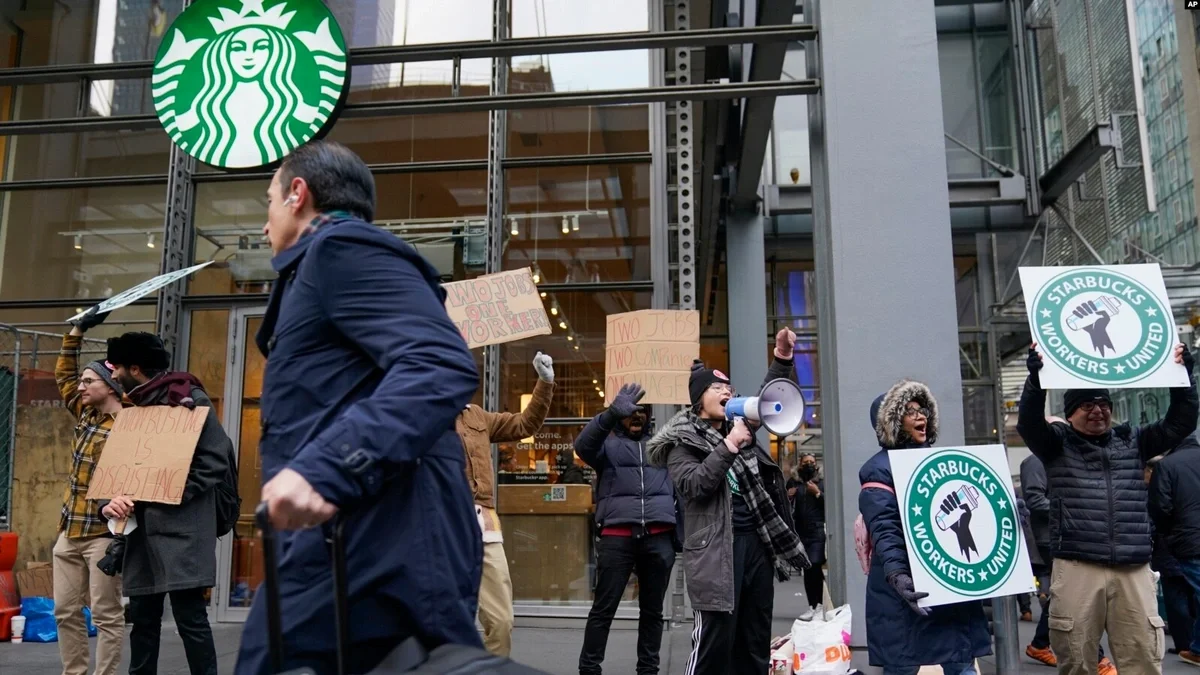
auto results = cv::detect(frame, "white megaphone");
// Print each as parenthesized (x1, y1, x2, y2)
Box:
(723, 378, 806, 436)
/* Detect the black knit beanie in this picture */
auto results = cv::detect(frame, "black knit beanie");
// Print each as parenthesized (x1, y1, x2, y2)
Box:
(688, 359, 730, 408)
(1063, 389, 1112, 417)
(107, 332, 171, 371)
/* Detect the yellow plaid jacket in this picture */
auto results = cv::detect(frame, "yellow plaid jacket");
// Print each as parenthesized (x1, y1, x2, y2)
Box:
(55, 333, 117, 539)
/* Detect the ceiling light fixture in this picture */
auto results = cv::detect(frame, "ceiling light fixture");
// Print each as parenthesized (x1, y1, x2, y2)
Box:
(571, 215, 580, 232)
(558, 320, 567, 330)
(146, 233, 155, 249)
(73, 234, 83, 250)
(509, 218, 519, 236)
(561, 215, 569, 235)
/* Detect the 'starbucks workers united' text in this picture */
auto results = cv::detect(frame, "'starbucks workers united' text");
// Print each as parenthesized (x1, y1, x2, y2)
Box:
(1030, 267, 1172, 386)
(904, 450, 1020, 597)
(151, 0, 348, 169)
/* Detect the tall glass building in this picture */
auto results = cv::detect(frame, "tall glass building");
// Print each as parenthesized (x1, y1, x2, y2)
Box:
(0, 0, 1193, 648)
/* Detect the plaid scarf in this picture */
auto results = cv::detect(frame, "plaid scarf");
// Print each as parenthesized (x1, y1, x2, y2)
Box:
(683, 412, 810, 579)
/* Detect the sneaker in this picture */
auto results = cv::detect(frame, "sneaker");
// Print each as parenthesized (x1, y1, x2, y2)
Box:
(1098, 657, 1118, 675)
(798, 608, 815, 622)
(1180, 651, 1200, 667)
(1026, 645, 1056, 667)
(1021, 611, 1034, 622)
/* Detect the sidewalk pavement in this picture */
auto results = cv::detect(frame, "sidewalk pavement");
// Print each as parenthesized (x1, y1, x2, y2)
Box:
(2, 579, 1193, 674)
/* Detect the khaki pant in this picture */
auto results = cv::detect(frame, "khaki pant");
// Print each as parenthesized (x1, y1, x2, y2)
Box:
(1049, 559, 1164, 675)
(52, 532, 124, 675)
(477, 541, 514, 657)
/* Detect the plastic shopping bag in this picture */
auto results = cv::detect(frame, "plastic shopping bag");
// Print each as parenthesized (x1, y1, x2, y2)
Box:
(20, 597, 97, 643)
(790, 604, 853, 675)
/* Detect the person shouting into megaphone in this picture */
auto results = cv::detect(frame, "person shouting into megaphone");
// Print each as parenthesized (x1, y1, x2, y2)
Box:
(647, 327, 808, 675)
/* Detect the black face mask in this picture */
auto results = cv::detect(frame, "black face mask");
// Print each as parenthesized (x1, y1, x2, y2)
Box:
(799, 465, 817, 481)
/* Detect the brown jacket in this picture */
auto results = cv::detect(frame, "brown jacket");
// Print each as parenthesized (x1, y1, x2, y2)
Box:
(456, 379, 554, 508)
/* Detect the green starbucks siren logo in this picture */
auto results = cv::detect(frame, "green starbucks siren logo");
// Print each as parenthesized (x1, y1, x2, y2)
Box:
(904, 450, 1020, 597)
(1031, 267, 1172, 386)
(151, 0, 349, 170)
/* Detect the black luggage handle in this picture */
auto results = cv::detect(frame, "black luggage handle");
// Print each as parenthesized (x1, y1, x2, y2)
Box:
(255, 502, 350, 675)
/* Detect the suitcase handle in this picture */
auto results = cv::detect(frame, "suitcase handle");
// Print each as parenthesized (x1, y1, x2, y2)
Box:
(256, 502, 350, 675)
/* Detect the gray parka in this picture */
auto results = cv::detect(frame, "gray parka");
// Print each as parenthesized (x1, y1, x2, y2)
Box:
(647, 356, 797, 612)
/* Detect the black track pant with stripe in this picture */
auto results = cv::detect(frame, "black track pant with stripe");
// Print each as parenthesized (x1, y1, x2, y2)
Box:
(686, 532, 775, 675)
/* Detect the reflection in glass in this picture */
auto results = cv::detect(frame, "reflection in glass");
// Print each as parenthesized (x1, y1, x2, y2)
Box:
(0, 1, 182, 68)
(0, 185, 167, 301)
(1, 131, 172, 180)
(939, 34, 982, 178)
(507, 106, 648, 158)
(191, 171, 487, 294)
(228, 314, 265, 607)
(503, 164, 650, 283)
(511, 0, 648, 93)
(499, 290, 652, 420)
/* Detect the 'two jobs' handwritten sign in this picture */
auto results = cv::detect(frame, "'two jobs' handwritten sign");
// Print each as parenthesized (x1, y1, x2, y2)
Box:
(87, 406, 209, 505)
(605, 310, 700, 405)
(444, 268, 552, 349)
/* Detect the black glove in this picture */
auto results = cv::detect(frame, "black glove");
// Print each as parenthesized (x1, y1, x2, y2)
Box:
(96, 535, 125, 577)
(1182, 343, 1196, 376)
(73, 305, 110, 332)
(603, 383, 646, 423)
(1026, 346, 1042, 375)
(887, 571, 930, 616)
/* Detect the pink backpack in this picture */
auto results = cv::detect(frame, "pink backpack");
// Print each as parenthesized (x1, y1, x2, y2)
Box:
(854, 482, 895, 574)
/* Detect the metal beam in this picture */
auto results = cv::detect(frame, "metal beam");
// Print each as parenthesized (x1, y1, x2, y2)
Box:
(0, 25, 817, 86)
(0, 80, 820, 136)
(768, 175, 1028, 213)
(731, 0, 797, 205)
(1038, 123, 1116, 206)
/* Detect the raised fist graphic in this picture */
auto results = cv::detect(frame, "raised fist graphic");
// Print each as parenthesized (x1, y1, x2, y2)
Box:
(938, 487, 980, 562)
(1067, 297, 1121, 357)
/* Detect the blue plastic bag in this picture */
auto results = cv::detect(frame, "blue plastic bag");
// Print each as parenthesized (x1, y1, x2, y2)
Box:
(20, 597, 97, 643)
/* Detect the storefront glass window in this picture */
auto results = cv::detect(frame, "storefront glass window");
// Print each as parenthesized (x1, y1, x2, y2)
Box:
(1, 131, 172, 180)
(502, 164, 651, 283)
(0, 1, 184, 68)
(507, 106, 649, 159)
(497, 288, 650, 607)
(0, 184, 168, 301)
(190, 170, 487, 294)
(773, 49, 810, 186)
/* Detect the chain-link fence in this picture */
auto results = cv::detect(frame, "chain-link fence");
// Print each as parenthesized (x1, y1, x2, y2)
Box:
(0, 326, 107, 530)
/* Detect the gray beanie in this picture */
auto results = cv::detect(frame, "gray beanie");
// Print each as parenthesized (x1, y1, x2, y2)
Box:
(83, 360, 122, 396)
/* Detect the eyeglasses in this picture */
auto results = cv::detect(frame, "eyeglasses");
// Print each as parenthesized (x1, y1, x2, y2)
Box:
(78, 378, 102, 387)
(1080, 401, 1112, 413)
(903, 407, 930, 420)
(708, 383, 734, 396)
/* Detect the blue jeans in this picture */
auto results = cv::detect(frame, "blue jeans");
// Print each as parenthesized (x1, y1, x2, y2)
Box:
(1176, 559, 1200, 653)
(883, 662, 976, 675)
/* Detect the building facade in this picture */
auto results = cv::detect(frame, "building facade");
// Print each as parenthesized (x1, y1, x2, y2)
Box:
(0, 0, 1190, 652)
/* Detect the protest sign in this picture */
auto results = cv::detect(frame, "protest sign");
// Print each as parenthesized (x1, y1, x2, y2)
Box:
(86, 406, 208, 505)
(605, 310, 699, 405)
(443, 268, 552, 349)
(890, 445, 1035, 607)
(1019, 264, 1188, 389)
(66, 261, 213, 322)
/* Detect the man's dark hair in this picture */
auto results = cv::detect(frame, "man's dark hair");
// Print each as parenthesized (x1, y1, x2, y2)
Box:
(279, 141, 376, 222)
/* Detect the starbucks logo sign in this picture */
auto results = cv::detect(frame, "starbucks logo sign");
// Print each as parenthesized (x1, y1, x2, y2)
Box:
(151, 0, 349, 170)
(1029, 267, 1172, 386)
(903, 451, 1020, 597)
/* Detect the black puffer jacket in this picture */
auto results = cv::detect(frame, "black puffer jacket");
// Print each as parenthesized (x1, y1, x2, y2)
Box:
(1017, 376, 1198, 566)
(1149, 433, 1200, 562)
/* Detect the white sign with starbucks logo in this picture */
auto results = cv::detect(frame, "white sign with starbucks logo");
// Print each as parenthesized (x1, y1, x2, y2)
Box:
(1018, 264, 1187, 389)
(891, 445, 1035, 608)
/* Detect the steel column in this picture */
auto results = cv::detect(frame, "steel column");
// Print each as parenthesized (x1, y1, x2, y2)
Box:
(672, 0, 696, 311)
(483, 0, 509, 418)
(725, 211, 768, 395)
(155, 146, 196, 363)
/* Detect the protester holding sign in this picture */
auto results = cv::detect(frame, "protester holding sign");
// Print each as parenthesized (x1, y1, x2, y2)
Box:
(235, 141, 481, 675)
(1018, 342, 1198, 675)
(455, 352, 556, 657)
(51, 311, 126, 675)
(648, 328, 808, 675)
(575, 380, 676, 675)
(99, 329, 237, 675)
(858, 379, 992, 675)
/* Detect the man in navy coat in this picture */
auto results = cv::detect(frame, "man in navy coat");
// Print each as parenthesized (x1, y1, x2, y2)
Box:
(235, 141, 481, 674)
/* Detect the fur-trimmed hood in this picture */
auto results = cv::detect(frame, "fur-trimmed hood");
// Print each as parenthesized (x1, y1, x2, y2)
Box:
(874, 379, 939, 448)
(647, 409, 708, 466)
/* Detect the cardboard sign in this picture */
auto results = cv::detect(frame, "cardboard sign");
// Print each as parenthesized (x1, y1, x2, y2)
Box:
(86, 406, 209, 505)
(443, 268, 552, 349)
(66, 261, 214, 322)
(605, 310, 700, 405)
(1019, 264, 1188, 389)
(890, 445, 1035, 607)
(16, 562, 53, 599)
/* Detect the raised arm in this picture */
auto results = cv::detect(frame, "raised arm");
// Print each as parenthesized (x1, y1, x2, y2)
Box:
(56, 331, 85, 418)
(288, 234, 479, 508)
(1136, 344, 1198, 460)
(484, 358, 555, 443)
(1016, 346, 1066, 461)
(761, 327, 798, 392)
(576, 383, 645, 469)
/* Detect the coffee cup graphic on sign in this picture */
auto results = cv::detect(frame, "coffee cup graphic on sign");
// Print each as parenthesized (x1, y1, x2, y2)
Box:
(936, 485, 980, 562)
(1066, 296, 1121, 357)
